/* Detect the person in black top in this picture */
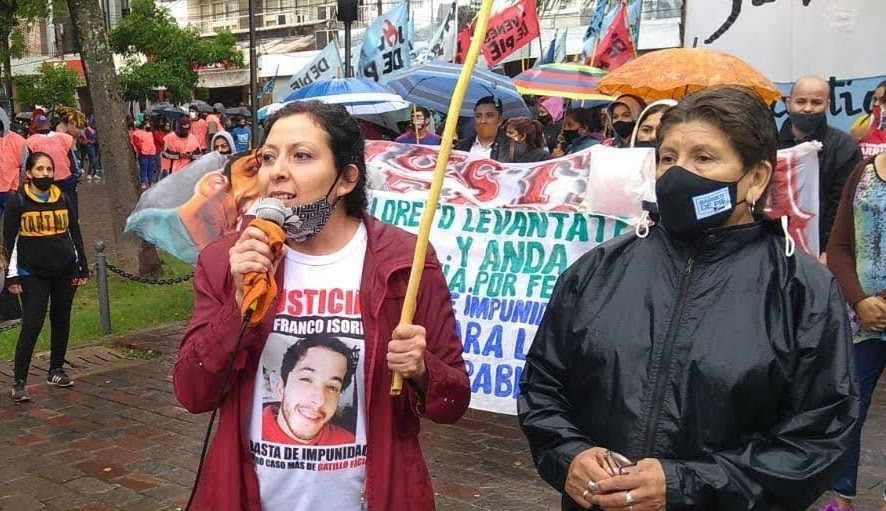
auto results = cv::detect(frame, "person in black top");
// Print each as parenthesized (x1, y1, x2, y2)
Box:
(505, 117, 550, 162)
(519, 86, 856, 511)
(5, 152, 89, 402)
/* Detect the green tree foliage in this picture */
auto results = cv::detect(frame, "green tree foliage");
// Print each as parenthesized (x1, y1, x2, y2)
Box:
(15, 62, 80, 108)
(0, 0, 52, 109)
(109, 0, 243, 102)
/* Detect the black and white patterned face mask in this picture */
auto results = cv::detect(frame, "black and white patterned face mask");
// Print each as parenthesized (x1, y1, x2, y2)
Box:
(282, 179, 340, 243)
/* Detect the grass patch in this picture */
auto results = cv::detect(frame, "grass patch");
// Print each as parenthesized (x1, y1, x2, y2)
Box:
(0, 253, 195, 361)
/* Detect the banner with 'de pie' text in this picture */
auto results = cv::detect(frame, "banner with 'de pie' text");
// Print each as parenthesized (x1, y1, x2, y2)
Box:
(358, 2, 413, 83)
(455, 0, 540, 66)
(280, 41, 344, 98)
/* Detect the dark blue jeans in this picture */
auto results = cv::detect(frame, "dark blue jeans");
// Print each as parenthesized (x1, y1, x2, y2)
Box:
(832, 339, 886, 497)
(86, 143, 101, 174)
(138, 155, 155, 185)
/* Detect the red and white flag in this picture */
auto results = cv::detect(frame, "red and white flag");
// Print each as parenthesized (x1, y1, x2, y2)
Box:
(455, 0, 540, 66)
(589, 2, 634, 71)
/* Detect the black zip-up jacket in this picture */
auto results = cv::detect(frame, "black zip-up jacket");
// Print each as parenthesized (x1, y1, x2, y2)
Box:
(453, 131, 525, 163)
(4, 184, 89, 285)
(518, 220, 858, 511)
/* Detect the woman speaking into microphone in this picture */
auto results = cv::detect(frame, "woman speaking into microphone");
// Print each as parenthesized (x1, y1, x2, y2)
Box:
(173, 101, 470, 511)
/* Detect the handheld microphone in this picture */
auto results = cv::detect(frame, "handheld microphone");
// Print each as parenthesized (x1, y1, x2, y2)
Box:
(241, 198, 287, 326)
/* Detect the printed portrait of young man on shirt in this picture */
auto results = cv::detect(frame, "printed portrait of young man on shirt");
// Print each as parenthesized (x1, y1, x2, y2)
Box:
(261, 335, 359, 446)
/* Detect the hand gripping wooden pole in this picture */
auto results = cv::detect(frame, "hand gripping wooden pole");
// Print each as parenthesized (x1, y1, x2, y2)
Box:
(390, 0, 496, 396)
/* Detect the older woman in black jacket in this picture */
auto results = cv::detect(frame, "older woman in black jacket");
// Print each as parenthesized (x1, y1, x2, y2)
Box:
(518, 86, 858, 511)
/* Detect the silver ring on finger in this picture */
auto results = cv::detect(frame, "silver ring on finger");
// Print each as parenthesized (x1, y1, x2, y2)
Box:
(626, 491, 635, 505)
(586, 480, 599, 492)
(582, 488, 590, 500)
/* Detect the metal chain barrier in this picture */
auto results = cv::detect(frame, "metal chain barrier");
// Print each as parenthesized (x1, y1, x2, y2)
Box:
(94, 240, 193, 335)
(104, 262, 193, 286)
(0, 320, 21, 334)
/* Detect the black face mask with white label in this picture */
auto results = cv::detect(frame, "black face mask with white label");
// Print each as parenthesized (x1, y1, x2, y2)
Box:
(655, 165, 749, 241)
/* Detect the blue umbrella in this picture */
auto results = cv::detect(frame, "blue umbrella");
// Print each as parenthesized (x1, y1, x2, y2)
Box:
(281, 78, 410, 115)
(385, 62, 531, 118)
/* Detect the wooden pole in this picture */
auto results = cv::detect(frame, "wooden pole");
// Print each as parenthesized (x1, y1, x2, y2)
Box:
(390, 0, 497, 396)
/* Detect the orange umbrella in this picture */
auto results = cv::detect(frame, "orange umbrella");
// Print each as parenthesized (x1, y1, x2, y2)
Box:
(598, 48, 783, 104)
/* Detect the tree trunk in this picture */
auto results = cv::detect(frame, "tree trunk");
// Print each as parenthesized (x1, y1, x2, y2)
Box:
(65, 0, 161, 276)
(0, 24, 14, 111)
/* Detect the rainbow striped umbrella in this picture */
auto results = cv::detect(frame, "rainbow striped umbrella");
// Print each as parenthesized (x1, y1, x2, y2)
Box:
(513, 63, 615, 101)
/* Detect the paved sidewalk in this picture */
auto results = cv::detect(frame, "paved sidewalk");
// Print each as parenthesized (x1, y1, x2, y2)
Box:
(0, 322, 883, 510)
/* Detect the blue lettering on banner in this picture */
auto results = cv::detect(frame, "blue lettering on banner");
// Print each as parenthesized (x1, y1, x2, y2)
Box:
(462, 295, 547, 324)
(464, 359, 524, 399)
(773, 74, 886, 133)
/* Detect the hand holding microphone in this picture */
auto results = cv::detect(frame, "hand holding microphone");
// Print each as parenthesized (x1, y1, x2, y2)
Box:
(230, 198, 287, 325)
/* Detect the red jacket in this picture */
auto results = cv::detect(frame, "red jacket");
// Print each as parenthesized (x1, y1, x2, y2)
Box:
(173, 214, 470, 510)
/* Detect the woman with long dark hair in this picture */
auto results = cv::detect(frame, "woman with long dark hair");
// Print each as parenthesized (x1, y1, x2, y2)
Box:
(5, 151, 89, 402)
(506, 116, 550, 162)
(173, 101, 469, 510)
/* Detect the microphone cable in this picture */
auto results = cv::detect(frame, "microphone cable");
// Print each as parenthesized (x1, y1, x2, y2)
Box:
(185, 308, 253, 510)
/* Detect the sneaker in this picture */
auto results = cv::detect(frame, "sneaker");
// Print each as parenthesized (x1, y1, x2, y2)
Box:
(47, 369, 74, 387)
(11, 380, 30, 402)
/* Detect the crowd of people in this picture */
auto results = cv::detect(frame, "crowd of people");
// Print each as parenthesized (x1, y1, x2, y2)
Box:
(129, 103, 254, 189)
(0, 71, 884, 511)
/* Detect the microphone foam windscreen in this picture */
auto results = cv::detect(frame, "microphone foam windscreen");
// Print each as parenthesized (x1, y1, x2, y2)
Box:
(254, 198, 287, 226)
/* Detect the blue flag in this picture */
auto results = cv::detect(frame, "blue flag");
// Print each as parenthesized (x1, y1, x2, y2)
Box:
(357, 2, 413, 84)
(585, 0, 609, 41)
(542, 31, 557, 65)
(261, 66, 279, 97)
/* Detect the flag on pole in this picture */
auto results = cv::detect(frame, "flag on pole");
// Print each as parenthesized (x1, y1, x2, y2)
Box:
(582, 0, 641, 63)
(625, 0, 642, 47)
(553, 28, 568, 63)
(357, 2, 413, 83)
(279, 41, 344, 100)
(581, 0, 611, 64)
(540, 30, 558, 65)
(456, 0, 540, 67)
(590, 1, 634, 70)
(420, 0, 457, 63)
(442, 1, 459, 62)
(261, 65, 280, 97)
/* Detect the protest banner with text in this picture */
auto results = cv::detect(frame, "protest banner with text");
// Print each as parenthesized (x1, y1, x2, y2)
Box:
(367, 190, 630, 414)
(358, 2, 413, 83)
(280, 41, 344, 98)
(685, 0, 882, 132)
(454, 0, 539, 66)
(125, 142, 820, 415)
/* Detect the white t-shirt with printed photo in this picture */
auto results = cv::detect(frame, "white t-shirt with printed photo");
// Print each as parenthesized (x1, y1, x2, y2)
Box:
(248, 223, 368, 511)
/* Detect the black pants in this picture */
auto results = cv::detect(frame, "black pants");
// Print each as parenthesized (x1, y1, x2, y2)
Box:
(13, 275, 77, 382)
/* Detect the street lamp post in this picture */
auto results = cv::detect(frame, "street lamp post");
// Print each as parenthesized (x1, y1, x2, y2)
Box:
(248, 0, 259, 122)
(338, 0, 359, 78)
